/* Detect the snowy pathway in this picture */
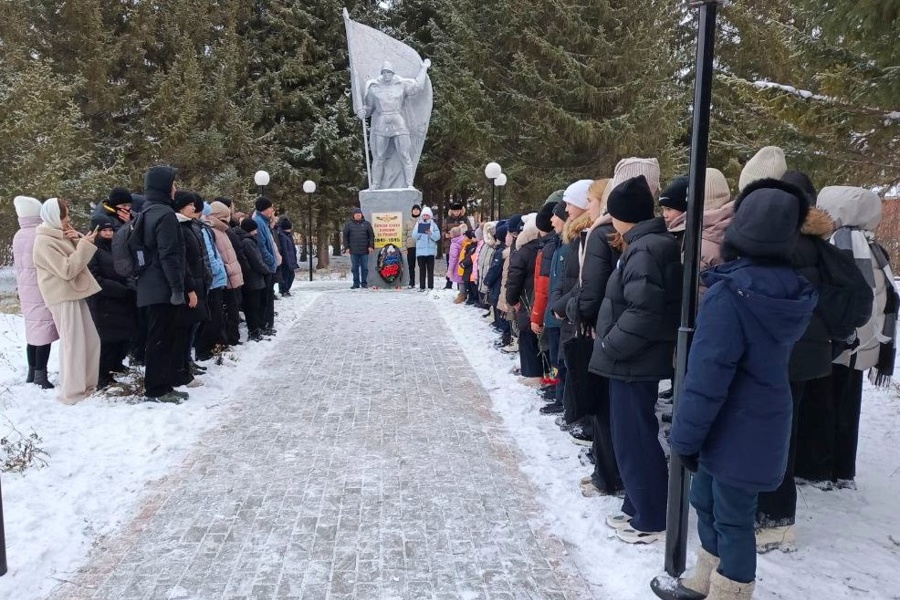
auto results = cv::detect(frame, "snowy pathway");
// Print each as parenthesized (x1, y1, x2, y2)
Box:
(52, 285, 595, 600)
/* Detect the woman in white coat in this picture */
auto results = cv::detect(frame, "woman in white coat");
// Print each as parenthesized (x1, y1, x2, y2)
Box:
(32, 198, 102, 404)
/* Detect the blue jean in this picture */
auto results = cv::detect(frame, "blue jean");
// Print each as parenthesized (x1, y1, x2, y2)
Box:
(609, 379, 669, 532)
(278, 265, 295, 294)
(691, 467, 758, 584)
(350, 253, 369, 287)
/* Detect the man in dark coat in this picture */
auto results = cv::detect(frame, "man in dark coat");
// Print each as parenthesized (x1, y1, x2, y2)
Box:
(234, 219, 270, 341)
(276, 217, 299, 296)
(136, 165, 187, 403)
(87, 215, 137, 389)
(342, 208, 375, 289)
(589, 175, 682, 544)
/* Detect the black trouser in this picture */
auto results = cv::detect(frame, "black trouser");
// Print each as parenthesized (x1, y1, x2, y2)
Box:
(278, 265, 295, 294)
(262, 273, 276, 330)
(131, 306, 148, 363)
(518, 327, 543, 378)
(756, 380, 804, 528)
(590, 383, 623, 494)
(417, 255, 435, 289)
(26, 343, 52, 373)
(195, 288, 225, 359)
(795, 368, 862, 482)
(222, 288, 242, 345)
(242, 288, 264, 338)
(99, 340, 129, 384)
(406, 247, 417, 285)
(144, 304, 180, 397)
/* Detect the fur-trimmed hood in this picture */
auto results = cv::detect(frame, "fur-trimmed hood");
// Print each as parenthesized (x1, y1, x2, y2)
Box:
(482, 221, 498, 247)
(817, 186, 882, 232)
(801, 207, 834, 239)
(563, 213, 594, 244)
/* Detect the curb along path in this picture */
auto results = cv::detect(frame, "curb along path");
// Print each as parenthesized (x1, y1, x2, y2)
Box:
(54, 288, 596, 600)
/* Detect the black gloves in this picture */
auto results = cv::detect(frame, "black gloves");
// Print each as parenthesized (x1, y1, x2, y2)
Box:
(680, 453, 700, 474)
(170, 290, 185, 306)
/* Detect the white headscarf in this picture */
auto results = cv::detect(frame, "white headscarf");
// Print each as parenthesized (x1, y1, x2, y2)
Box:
(40, 198, 64, 230)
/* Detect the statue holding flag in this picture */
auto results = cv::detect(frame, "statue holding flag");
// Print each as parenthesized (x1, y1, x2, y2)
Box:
(343, 8, 433, 191)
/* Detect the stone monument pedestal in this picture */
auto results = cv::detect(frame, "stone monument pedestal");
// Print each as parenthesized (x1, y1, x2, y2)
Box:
(359, 188, 422, 288)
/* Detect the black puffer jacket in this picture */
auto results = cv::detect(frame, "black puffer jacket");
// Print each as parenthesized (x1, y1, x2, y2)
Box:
(568, 222, 619, 330)
(553, 214, 596, 343)
(136, 166, 185, 308)
(342, 218, 374, 255)
(87, 237, 137, 342)
(179, 219, 210, 325)
(505, 224, 543, 330)
(590, 217, 683, 382)
(788, 208, 837, 381)
(234, 228, 269, 291)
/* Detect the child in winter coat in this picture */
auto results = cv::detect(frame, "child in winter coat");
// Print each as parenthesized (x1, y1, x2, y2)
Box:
(447, 226, 465, 297)
(665, 181, 817, 600)
(457, 230, 477, 304)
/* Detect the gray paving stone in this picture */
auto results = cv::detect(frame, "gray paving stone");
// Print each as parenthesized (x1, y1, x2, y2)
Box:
(52, 288, 596, 600)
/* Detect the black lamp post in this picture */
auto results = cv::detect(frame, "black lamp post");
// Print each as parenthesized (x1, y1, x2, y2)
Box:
(484, 162, 501, 220)
(303, 180, 316, 282)
(1, 476, 7, 576)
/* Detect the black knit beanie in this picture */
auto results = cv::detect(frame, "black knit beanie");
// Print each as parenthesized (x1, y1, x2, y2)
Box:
(552, 200, 568, 222)
(658, 176, 689, 213)
(172, 190, 196, 212)
(108, 186, 132, 207)
(240, 218, 259, 233)
(255, 196, 273, 213)
(606, 176, 655, 224)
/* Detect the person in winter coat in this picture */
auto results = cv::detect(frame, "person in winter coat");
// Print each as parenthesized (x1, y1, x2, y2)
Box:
(506, 213, 544, 383)
(414, 206, 441, 290)
(497, 216, 522, 350)
(560, 179, 622, 496)
(276, 217, 299, 296)
(484, 221, 509, 341)
(666, 182, 816, 600)
(342, 208, 375, 289)
(753, 172, 863, 552)
(738, 146, 787, 192)
(795, 186, 898, 489)
(477, 222, 497, 303)
(659, 176, 689, 245)
(589, 175, 682, 543)
(207, 201, 244, 346)
(537, 198, 567, 414)
(456, 229, 477, 304)
(235, 219, 270, 341)
(253, 197, 278, 333)
(698, 168, 734, 274)
(194, 201, 228, 362)
(90, 186, 133, 230)
(13, 196, 60, 389)
(136, 165, 187, 403)
(173, 192, 210, 388)
(404, 204, 422, 288)
(446, 226, 465, 293)
(442, 202, 472, 287)
(32, 198, 102, 404)
(87, 216, 137, 389)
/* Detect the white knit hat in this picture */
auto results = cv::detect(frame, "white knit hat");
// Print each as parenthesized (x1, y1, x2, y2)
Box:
(14, 196, 42, 218)
(704, 168, 732, 210)
(562, 179, 593, 210)
(738, 146, 787, 192)
(40, 198, 64, 230)
(421, 206, 433, 218)
(610, 158, 661, 196)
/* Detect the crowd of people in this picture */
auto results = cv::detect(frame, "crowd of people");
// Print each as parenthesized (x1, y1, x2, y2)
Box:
(417, 149, 897, 600)
(13, 165, 300, 404)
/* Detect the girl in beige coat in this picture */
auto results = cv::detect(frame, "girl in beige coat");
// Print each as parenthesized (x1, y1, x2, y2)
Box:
(32, 198, 102, 404)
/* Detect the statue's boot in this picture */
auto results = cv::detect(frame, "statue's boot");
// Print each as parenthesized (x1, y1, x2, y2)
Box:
(403, 162, 415, 189)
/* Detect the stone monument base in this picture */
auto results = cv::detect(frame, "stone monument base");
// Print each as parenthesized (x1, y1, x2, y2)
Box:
(359, 188, 422, 288)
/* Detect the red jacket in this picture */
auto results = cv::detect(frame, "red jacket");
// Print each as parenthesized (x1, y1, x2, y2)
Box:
(531, 248, 550, 327)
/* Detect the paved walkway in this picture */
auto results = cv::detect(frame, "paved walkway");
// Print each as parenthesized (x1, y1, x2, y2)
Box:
(54, 287, 595, 600)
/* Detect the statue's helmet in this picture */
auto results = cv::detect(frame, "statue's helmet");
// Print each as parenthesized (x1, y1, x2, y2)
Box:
(380, 61, 395, 75)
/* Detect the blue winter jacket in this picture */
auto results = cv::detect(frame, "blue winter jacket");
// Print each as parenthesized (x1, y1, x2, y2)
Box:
(201, 226, 228, 290)
(670, 258, 817, 492)
(414, 218, 441, 256)
(544, 243, 570, 329)
(483, 244, 506, 305)
(253, 212, 277, 273)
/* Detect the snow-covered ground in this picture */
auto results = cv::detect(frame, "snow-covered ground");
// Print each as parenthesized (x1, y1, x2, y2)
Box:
(434, 289, 900, 600)
(0, 291, 319, 600)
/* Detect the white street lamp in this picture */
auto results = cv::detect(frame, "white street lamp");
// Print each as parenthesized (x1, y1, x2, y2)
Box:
(495, 173, 507, 218)
(484, 162, 503, 220)
(254, 170, 270, 195)
(303, 180, 317, 281)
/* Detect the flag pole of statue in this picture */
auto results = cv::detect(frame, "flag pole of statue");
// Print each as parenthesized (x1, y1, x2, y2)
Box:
(343, 8, 433, 191)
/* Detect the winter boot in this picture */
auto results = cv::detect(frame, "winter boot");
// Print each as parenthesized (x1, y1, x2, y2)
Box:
(33, 369, 54, 390)
(705, 571, 755, 600)
(453, 291, 467, 304)
(755, 524, 796, 554)
(651, 547, 721, 599)
(26, 367, 35, 384)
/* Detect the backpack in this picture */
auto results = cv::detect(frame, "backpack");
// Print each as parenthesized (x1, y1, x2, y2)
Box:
(812, 237, 874, 347)
(112, 210, 149, 278)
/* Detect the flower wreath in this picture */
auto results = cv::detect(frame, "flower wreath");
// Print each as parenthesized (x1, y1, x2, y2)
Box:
(377, 243, 403, 283)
